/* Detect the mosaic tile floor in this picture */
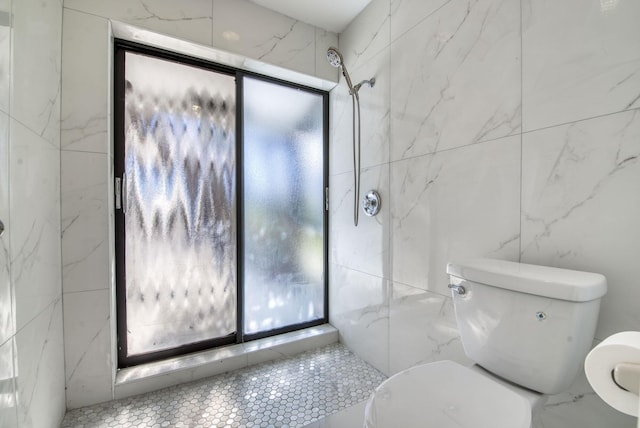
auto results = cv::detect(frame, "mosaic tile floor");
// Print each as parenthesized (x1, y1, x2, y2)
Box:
(62, 343, 385, 428)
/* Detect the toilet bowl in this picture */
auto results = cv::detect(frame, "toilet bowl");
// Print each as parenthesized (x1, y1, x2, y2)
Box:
(364, 259, 607, 428)
(364, 361, 533, 428)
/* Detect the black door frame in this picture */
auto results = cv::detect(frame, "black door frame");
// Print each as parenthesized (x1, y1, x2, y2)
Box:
(113, 40, 329, 368)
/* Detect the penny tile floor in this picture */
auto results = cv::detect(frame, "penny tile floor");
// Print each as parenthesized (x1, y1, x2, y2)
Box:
(61, 343, 385, 428)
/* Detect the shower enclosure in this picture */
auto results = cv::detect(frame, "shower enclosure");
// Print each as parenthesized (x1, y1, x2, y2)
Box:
(114, 41, 328, 367)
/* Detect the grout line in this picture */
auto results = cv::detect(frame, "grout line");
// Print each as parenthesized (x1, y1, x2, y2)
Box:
(519, 0, 524, 263)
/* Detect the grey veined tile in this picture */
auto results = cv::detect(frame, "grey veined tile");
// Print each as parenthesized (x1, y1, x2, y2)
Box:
(62, 343, 386, 427)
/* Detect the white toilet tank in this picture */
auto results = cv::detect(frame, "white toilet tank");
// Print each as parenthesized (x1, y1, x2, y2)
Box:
(447, 259, 607, 395)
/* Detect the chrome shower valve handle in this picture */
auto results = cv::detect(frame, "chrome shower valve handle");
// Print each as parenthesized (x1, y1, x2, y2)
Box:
(362, 190, 381, 217)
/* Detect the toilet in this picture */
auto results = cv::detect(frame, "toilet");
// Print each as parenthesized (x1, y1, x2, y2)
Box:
(364, 258, 607, 428)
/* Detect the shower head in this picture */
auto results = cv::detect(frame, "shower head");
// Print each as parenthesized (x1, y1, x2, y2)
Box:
(326, 47, 355, 94)
(326, 47, 344, 68)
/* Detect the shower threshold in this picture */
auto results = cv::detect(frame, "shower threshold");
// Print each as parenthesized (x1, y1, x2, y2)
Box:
(114, 324, 338, 400)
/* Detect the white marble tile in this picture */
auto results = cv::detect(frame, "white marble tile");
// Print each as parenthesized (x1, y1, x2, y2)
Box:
(391, 135, 521, 296)
(61, 151, 109, 293)
(212, 0, 315, 76)
(10, 119, 61, 331)
(314, 29, 339, 83)
(63, 290, 113, 409)
(338, 0, 389, 72)
(330, 48, 389, 176)
(520, 109, 640, 341)
(11, 0, 61, 146)
(64, 0, 213, 46)
(522, 0, 640, 131)
(15, 298, 66, 428)
(390, 0, 450, 42)
(330, 163, 389, 277)
(0, 0, 10, 115)
(329, 81, 353, 176)
(389, 282, 470, 374)
(61, 9, 109, 154)
(0, 338, 17, 428)
(389, 0, 520, 161)
(0, 112, 12, 345)
(533, 366, 636, 428)
(329, 264, 389, 375)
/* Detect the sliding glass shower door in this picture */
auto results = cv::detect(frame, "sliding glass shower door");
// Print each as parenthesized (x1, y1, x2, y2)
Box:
(115, 43, 328, 367)
(242, 76, 326, 337)
(116, 50, 237, 364)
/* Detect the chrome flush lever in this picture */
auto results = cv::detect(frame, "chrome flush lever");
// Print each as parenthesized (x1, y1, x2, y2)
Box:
(448, 283, 466, 296)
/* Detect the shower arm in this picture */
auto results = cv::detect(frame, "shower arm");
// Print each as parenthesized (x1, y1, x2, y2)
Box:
(353, 78, 376, 94)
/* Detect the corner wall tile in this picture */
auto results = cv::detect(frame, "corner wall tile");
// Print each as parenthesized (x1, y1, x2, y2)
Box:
(329, 83, 353, 176)
(329, 264, 389, 375)
(521, 109, 640, 341)
(338, 0, 390, 71)
(315, 29, 339, 83)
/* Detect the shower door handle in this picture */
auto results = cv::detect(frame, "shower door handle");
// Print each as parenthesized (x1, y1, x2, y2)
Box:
(115, 174, 128, 214)
(121, 173, 128, 214)
(0, 219, 4, 237)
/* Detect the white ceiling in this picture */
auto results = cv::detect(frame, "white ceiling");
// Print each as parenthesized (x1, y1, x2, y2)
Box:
(249, 0, 372, 33)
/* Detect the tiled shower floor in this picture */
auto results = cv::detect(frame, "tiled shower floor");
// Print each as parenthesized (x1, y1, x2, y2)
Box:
(62, 343, 385, 428)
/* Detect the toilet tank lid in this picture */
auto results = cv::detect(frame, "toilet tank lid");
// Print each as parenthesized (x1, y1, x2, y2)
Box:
(446, 259, 607, 302)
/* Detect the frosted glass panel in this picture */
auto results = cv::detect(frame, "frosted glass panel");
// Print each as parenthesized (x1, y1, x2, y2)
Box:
(243, 77, 325, 335)
(124, 52, 236, 356)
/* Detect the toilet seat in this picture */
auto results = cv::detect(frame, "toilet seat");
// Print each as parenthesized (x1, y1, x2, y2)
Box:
(364, 360, 531, 428)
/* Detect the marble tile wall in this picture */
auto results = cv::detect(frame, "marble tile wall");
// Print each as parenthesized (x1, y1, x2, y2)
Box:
(60, 0, 339, 409)
(0, 0, 65, 427)
(330, 0, 639, 426)
(0, 4, 14, 426)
